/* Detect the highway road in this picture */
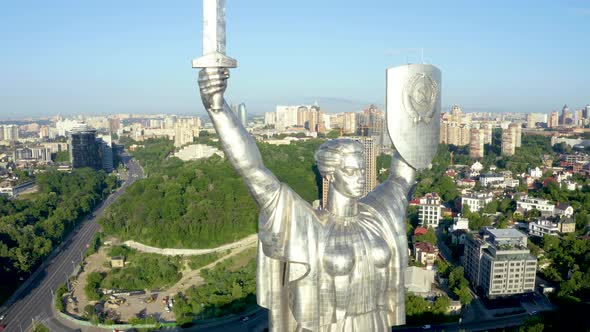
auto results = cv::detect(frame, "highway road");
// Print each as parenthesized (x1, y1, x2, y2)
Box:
(184, 307, 530, 332)
(0, 153, 144, 332)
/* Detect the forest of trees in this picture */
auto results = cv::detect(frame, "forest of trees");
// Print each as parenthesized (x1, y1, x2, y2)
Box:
(0, 168, 118, 304)
(101, 138, 323, 248)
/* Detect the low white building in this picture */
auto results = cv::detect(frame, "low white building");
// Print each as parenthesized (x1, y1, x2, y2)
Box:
(516, 196, 555, 216)
(480, 173, 504, 187)
(528, 220, 559, 237)
(451, 215, 470, 232)
(461, 191, 494, 212)
(529, 167, 543, 179)
(174, 144, 224, 161)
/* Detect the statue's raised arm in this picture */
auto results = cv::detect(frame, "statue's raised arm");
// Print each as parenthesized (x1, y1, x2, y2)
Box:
(198, 68, 280, 208)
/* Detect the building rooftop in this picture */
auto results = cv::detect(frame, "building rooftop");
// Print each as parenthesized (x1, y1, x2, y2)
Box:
(487, 228, 526, 239)
(414, 242, 438, 254)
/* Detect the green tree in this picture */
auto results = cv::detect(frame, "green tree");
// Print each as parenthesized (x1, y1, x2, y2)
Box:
(85, 272, 104, 301)
(415, 227, 437, 245)
(432, 295, 451, 314)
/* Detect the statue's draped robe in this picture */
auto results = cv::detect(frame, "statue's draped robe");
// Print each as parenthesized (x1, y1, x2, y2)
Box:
(257, 178, 409, 332)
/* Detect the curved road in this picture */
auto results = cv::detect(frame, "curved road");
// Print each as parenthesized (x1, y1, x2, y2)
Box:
(0, 153, 143, 332)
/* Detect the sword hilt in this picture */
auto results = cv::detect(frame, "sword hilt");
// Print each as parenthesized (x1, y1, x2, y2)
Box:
(192, 52, 237, 69)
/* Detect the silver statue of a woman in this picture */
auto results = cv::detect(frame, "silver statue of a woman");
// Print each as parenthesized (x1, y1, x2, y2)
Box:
(198, 65, 438, 331)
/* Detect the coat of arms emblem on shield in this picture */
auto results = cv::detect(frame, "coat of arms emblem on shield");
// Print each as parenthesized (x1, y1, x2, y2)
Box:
(402, 73, 439, 125)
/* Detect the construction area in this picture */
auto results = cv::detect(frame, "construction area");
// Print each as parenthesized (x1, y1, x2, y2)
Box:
(61, 236, 257, 325)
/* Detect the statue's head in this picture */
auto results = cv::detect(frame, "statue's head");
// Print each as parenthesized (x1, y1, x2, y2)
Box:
(315, 139, 366, 198)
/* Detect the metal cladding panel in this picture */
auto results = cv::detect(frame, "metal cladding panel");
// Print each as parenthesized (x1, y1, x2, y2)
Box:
(386, 64, 441, 170)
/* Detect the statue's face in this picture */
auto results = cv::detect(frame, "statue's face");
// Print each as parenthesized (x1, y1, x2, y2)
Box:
(332, 153, 365, 198)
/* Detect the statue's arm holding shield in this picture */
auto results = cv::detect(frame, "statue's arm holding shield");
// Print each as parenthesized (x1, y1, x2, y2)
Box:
(199, 68, 281, 209)
(366, 64, 441, 203)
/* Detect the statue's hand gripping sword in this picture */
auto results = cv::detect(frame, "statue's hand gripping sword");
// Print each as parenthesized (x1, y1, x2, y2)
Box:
(193, 0, 237, 111)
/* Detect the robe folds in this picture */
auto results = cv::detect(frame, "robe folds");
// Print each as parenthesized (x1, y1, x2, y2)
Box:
(257, 178, 409, 332)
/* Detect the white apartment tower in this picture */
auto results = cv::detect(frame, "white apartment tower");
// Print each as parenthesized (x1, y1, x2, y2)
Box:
(463, 229, 537, 298)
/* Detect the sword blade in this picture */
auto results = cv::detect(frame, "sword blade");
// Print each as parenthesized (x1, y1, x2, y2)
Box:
(202, 0, 226, 55)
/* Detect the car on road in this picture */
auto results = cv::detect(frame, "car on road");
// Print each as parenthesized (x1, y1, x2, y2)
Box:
(0, 315, 4, 321)
(529, 310, 538, 316)
(422, 325, 431, 329)
(241, 316, 250, 322)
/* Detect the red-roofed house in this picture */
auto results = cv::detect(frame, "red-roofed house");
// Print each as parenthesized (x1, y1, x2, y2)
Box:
(413, 242, 439, 270)
(414, 227, 428, 237)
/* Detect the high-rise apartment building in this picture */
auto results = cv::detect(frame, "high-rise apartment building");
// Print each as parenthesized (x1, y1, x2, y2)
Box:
(501, 123, 520, 156)
(69, 130, 102, 170)
(526, 113, 535, 129)
(548, 111, 559, 128)
(264, 112, 276, 127)
(575, 109, 583, 127)
(450, 105, 462, 125)
(174, 117, 201, 148)
(2, 125, 19, 141)
(515, 124, 522, 148)
(275, 106, 295, 131)
(482, 123, 493, 145)
(353, 136, 377, 196)
(343, 112, 357, 134)
(584, 105, 590, 120)
(463, 229, 537, 298)
(469, 125, 485, 159)
(39, 125, 50, 139)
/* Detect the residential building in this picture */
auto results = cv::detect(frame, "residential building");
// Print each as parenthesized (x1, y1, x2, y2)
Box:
(479, 173, 504, 187)
(516, 196, 555, 216)
(174, 117, 201, 148)
(414, 242, 439, 270)
(463, 229, 537, 298)
(548, 111, 559, 128)
(418, 193, 443, 228)
(352, 136, 377, 196)
(450, 215, 469, 232)
(470, 125, 485, 159)
(461, 191, 494, 212)
(501, 123, 520, 156)
(554, 203, 573, 217)
(2, 125, 19, 141)
(13, 147, 51, 163)
(264, 111, 276, 127)
(528, 220, 559, 237)
(528, 167, 542, 179)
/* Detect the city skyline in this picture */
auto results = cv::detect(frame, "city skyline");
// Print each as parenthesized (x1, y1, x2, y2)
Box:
(1, 1, 590, 119)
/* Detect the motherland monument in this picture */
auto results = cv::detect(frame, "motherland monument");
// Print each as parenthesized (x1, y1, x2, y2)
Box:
(193, 1, 441, 331)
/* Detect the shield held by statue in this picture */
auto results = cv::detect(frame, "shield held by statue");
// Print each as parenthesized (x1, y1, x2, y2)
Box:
(386, 64, 442, 170)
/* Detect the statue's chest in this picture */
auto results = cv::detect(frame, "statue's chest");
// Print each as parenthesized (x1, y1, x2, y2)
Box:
(319, 218, 392, 278)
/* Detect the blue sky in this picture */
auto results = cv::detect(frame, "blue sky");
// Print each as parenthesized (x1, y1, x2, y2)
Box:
(0, 0, 589, 119)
